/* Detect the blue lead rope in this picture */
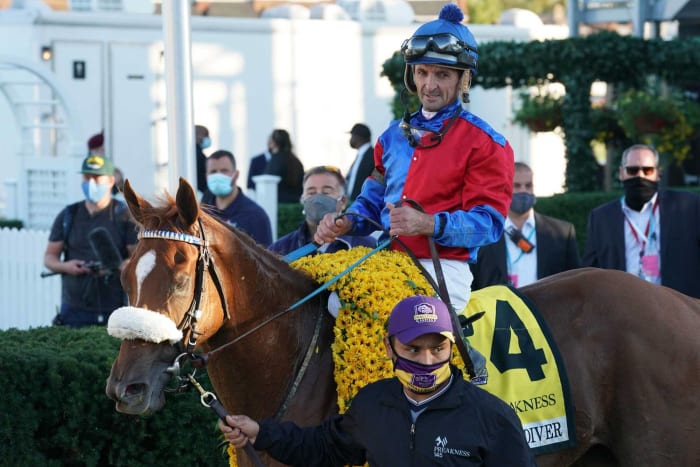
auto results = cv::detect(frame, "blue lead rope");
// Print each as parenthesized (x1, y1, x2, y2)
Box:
(283, 238, 391, 311)
(283, 242, 319, 263)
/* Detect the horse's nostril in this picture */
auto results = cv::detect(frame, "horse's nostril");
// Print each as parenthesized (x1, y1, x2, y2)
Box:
(124, 383, 145, 397)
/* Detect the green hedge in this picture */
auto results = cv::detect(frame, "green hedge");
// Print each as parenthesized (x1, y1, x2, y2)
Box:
(0, 326, 228, 466)
(535, 191, 620, 254)
(0, 218, 23, 229)
(277, 203, 304, 238)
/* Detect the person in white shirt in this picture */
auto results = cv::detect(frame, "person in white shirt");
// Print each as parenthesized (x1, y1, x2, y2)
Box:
(583, 144, 700, 298)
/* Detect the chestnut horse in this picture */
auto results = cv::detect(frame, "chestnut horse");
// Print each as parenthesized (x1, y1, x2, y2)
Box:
(106, 178, 700, 467)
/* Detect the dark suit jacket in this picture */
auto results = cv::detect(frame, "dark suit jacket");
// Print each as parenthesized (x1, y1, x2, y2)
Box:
(470, 212, 580, 290)
(582, 190, 700, 298)
(247, 153, 268, 190)
(347, 145, 375, 200)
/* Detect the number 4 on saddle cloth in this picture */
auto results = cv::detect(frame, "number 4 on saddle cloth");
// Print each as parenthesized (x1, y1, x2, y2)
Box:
(461, 285, 576, 455)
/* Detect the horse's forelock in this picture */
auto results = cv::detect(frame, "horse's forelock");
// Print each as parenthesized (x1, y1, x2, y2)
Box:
(135, 194, 188, 231)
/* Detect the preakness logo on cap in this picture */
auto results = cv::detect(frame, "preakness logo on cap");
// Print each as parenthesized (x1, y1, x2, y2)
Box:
(413, 302, 438, 323)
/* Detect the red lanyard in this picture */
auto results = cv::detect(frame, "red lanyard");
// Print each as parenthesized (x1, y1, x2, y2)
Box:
(624, 198, 658, 251)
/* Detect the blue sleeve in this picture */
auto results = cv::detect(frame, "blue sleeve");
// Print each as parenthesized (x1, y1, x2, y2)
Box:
(345, 178, 386, 236)
(434, 205, 505, 249)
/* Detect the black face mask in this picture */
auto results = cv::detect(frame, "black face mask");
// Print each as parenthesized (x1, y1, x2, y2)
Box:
(623, 177, 658, 211)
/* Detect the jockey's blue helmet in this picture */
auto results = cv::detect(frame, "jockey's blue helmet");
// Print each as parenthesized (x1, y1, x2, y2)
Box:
(401, 4, 479, 95)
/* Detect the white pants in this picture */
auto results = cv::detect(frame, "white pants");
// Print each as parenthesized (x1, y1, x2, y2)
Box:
(418, 259, 473, 314)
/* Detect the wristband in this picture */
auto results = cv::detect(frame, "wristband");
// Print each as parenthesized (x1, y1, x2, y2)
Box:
(434, 213, 447, 238)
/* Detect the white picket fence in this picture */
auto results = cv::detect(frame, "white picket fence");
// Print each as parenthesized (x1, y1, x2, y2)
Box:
(0, 227, 60, 330)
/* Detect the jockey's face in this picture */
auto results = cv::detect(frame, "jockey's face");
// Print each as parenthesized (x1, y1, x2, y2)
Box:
(413, 64, 461, 112)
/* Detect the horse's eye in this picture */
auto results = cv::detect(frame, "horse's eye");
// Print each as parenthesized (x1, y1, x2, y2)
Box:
(174, 251, 187, 265)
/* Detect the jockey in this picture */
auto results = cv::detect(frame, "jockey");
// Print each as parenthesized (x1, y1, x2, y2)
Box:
(314, 4, 514, 314)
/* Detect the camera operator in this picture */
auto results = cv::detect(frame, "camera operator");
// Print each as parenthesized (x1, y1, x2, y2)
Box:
(43, 154, 137, 328)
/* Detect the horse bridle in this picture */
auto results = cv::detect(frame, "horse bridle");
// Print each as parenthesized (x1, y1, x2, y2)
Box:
(138, 220, 230, 358)
(139, 221, 326, 422)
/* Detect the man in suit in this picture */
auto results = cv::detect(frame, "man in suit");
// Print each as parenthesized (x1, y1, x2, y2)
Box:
(470, 162, 580, 289)
(582, 144, 700, 298)
(345, 123, 374, 201)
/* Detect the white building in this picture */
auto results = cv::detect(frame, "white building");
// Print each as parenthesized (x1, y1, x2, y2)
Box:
(0, 1, 569, 229)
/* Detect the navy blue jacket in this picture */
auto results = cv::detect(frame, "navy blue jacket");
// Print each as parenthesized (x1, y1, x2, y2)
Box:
(270, 222, 376, 256)
(254, 367, 534, 467)
(201, 189, 272, 246)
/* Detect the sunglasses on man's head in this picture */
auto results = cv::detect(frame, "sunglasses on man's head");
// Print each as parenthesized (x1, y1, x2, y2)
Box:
(624, 166, 656, 176)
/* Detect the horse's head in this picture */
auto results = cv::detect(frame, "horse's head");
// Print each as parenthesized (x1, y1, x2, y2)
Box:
(106, 177, 230, 415)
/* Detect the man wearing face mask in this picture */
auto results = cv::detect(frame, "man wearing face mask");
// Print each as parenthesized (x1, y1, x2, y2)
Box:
(470, 162, 580, 289)
(44, 155, 137, 327)
(218, 295, 534, 466)
(201, 149, 272, 246)
(583, 144, 700, 298)
(269, 166, 375, 256)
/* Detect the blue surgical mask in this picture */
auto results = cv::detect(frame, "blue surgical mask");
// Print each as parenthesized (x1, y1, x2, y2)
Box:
(82, 179, 109, 203)
(207, 173, 233, 197)
(200, 136, 211, 149)
(510, 192, 536, 214)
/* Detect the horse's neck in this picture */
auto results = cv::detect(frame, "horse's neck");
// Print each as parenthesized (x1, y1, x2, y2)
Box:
(206, 228, 330, 418)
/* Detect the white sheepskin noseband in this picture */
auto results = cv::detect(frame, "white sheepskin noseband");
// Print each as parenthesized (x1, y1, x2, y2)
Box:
(108, 306, 183, 344)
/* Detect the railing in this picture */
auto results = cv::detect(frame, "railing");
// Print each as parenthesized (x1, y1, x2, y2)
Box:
(0, 227, 60, 330)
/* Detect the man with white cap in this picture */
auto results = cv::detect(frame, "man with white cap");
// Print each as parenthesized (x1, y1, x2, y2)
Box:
(219, 295, 533, 466)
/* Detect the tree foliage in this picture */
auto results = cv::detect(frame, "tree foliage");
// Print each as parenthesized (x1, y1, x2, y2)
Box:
(382, 31, 700, 191)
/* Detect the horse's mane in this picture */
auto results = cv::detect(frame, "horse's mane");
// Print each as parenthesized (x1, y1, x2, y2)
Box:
(135, 193, 317, 292)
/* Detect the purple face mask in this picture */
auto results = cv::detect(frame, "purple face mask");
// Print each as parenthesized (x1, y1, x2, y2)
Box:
(393, 352, 452, 393)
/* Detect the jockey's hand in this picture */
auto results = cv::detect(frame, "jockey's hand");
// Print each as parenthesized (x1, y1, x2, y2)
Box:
(314, 212, 352, 245)
(387, 202, 436, 237)
(219, 415, 259, 448)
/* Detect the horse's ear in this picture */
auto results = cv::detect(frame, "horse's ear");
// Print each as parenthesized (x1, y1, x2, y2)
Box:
(123, 179, 152, 226)
(175, 177, 199, 228)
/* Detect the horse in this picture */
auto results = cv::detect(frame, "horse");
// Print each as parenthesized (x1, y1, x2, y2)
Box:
(106, 178, 700, 467)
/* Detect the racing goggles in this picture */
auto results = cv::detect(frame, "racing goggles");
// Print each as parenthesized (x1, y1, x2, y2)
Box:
(401, 33, 478, 62)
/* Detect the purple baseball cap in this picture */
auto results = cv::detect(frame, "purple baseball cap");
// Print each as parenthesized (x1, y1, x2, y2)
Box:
(388, 295, 455, 344)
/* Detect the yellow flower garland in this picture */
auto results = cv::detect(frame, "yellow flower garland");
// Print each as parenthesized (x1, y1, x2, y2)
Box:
(229, 247, 469, 466)
(293, 247, 437, 412)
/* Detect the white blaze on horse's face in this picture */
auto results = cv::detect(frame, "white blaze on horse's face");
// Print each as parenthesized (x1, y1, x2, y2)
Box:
(107, 248, 182, 344)
(135, 249, 156, 305)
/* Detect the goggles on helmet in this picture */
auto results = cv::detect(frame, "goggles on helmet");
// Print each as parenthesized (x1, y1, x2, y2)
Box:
(401, 33, 478, 62)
